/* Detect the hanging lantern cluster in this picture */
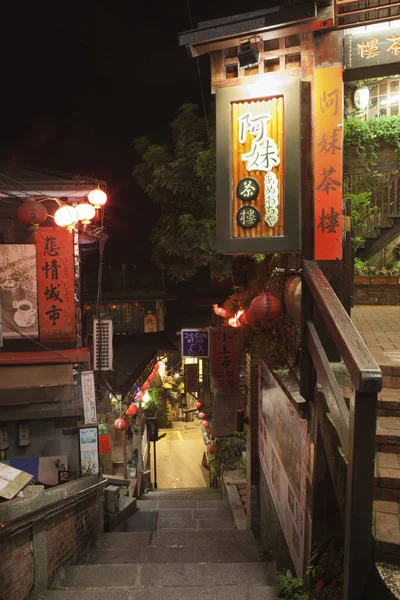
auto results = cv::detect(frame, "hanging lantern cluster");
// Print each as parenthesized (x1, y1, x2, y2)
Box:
(214, 292, 282, 329)
(54, 187, 107, 230)
(16, 198, 48, 230)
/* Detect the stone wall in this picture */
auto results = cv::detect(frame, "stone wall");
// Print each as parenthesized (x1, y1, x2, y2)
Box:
(354, 284, 400, 305)
(0, 476, 103, 600)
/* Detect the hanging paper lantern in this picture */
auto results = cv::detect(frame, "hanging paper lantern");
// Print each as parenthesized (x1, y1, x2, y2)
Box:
(248, 293, 282, 323)
(134, 301, 141, 308)
(208, 444, 218, 455)
(195, 401, 203, 409)
(88, 187, 107, 209)
(201, 420, 209, 428)
(17, 198, 48, 229)
(114, 417, 129, 431)
(149, 372, 157, 381)
(141, 381, 150, 391)
(135, 390, 144, 401)
(198, 411, 205, 420)
(126, 403, 138, 416)
(153, 364, 160, 372)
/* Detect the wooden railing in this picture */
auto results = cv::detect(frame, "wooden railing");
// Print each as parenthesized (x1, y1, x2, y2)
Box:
(352, 170, 400, 243)
(302, 260, 382, 600)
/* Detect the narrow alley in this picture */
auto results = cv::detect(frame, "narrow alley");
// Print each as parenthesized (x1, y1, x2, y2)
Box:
(151, 422, 208, 489)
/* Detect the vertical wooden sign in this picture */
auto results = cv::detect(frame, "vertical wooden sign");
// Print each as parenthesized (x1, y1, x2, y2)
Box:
(232, 98, 284, 239)
(211, 328, 239, 392)
(184, 363, 199, 393)
(36, 227, 76, 342)
(314, 66, 343, 260)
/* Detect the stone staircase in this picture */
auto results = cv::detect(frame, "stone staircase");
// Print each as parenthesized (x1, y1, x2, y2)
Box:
(41, 487, 278, 600)
(373, 375, 400, 565)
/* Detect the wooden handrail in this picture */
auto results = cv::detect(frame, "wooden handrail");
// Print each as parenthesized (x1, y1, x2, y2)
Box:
(307, 321, 350, 457)
(303, 260, 382, 393)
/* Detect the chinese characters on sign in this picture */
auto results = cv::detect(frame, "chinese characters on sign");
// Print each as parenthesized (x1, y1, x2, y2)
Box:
(211, 329, 239, 392)
(314, 67, 343, 260)
(236, 177, 259, 202)
(236, 206, 261, 229)
(184, 363, 199, 394)
(36, 227, 76, 342)
(344, 26, 400, 69)
(81, 371, 97, 425)
(232, 98, 284, 239)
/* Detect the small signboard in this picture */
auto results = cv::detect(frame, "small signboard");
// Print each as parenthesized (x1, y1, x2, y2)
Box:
(99, 434, 111, 455)
(184, 363, 199, 393)
(81, 370, 97, 425)
(79, 427, 99, 476)
(345, 25, 400, 70)
(181, 329, 209, 358)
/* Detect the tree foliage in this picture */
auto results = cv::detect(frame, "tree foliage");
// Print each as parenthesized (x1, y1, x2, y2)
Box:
(134, 104, 217, 281)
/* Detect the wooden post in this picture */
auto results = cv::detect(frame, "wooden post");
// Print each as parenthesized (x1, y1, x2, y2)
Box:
(300, 80, 316, 402)
(343, 197, 353, 315)
(344, 391, 377, 600)
(123, 430, 128, 479)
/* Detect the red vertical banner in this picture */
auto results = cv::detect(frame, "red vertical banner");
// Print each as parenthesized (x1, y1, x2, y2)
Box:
(211, 328, 239, 392)
(36, 227, 77, 342)
(314, 66, 343, 260)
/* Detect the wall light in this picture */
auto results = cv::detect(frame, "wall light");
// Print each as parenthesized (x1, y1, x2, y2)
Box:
(238, 41, 260, 69)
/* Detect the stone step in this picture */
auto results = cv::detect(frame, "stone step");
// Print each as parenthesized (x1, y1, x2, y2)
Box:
(156, 515, 235, 530)
(375, 452, 400, 499)
(43, 584, 278, 600)
(141, 488, 220, 497)
(376, 416, 400, 453)
(85, 543, 260, 564)
(94, 529, 257, 549)
(140, 492, 221, 501)
(373, 500, 400, 565)
(55, 562, 277, 589)
(136, 499, 229, 510)
(377, 388, 400, 417)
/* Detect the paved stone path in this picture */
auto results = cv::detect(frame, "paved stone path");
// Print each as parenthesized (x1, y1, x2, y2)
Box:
(42, 488, 278, 600)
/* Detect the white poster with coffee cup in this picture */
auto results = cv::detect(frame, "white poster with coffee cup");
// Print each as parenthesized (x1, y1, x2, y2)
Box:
(0, 245, 38, 338)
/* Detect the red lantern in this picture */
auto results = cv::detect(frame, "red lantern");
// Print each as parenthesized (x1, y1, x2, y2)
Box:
(135, 390, 143, 401)
(248, 293, 282, 323)
(126, 403, 138, 416)
(198, 411, 205, 420)
(201, 420, 209, 428)
(149, 372, 157, 381)
(114, 417, 129, 431)
(141, 381, 150, 391)
(153, 364, 160, 372)
(208, 444, 218, 455)
(195, 401, 202, 409)
(16, 198, 48, 229)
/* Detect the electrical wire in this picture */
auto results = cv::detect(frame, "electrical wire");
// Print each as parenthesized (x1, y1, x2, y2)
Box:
(0, 317, 79, 365)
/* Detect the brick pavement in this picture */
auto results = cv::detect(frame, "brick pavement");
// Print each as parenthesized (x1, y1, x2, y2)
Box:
(352, 306, 400, 369)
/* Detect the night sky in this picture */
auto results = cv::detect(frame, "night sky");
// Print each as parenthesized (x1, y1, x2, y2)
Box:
(0, 0, 281, 268)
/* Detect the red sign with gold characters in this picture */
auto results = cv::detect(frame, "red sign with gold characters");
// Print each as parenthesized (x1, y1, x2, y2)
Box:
(36, 227, 76, 342)
(211, 328, 239, 392)
(314, 66, 343, 260)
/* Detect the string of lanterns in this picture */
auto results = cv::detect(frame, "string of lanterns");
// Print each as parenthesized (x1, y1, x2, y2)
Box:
(16, 187, 107, 231)
(114, 363, 160, 431)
